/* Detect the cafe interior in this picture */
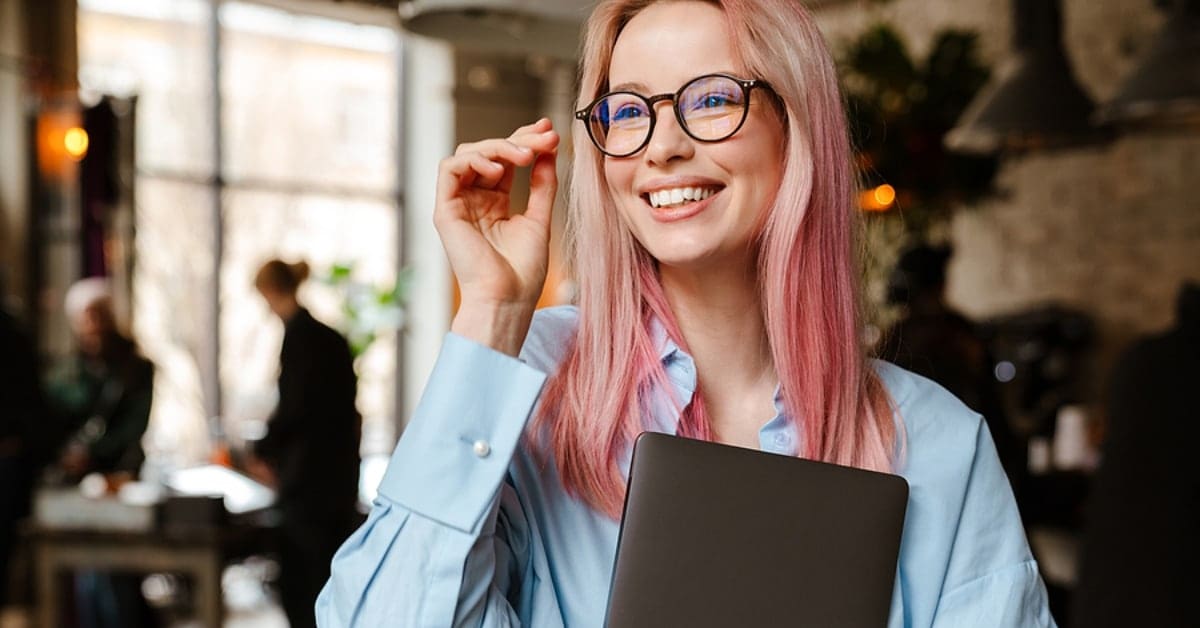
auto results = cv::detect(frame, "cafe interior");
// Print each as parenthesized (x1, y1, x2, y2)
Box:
(0, 0, 1197, 625)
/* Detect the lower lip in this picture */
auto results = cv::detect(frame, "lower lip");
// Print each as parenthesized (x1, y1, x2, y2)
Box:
(648, 191, 720, 223)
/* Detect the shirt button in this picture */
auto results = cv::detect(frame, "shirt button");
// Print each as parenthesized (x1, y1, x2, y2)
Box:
(773, 433, 790, 447)
(472, 440, 491, 458)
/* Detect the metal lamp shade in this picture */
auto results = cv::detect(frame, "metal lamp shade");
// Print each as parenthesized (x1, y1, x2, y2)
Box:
(399, 0, 594, 59)
(946, 0, 1098, 154)
(1096, 0, 1200, 127)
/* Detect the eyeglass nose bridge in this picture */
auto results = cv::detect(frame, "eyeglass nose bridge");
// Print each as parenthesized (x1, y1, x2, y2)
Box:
(641, 92, 692, 144)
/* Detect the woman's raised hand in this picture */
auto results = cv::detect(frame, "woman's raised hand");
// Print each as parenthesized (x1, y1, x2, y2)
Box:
(434, 118, 560, 356)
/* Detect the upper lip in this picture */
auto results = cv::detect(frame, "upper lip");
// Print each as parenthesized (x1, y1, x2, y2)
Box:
(636, 176, 725, 197)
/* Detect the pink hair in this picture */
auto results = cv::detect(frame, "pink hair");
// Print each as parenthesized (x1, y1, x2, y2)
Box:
(531, 0, 901, 518)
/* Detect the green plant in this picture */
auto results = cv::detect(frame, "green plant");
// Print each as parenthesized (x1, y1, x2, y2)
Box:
(322, 263, 411, 359)
(842, 24, 998, 235)
(839, 23, 997, 329)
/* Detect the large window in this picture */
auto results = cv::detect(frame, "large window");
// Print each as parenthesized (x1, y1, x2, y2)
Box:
(78, 0, 402, 469)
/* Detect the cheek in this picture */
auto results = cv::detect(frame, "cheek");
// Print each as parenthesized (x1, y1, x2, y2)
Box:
(603, 161, 640, 216)
(744, 133, 786, 200)
(603, 159, 634, 195)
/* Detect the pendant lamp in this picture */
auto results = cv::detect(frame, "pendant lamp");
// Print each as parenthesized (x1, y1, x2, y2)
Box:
(946, 0, 1100, 154)
(398, 0, 594, 59)
(1096, 0, 1200, 127)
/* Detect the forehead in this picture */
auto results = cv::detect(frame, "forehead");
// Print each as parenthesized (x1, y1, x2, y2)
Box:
(608, 1, 738, 92)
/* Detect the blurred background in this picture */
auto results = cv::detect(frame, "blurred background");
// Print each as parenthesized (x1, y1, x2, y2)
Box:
(0, 0, 1196, 626)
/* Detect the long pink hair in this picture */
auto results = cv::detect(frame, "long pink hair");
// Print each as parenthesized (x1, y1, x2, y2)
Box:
(531, 0, 901, 518)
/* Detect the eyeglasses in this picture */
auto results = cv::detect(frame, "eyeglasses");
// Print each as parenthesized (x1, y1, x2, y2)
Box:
(574, 73, 767, 158)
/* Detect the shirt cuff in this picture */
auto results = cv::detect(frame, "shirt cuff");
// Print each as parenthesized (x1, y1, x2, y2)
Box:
(378, 332, 548, 534)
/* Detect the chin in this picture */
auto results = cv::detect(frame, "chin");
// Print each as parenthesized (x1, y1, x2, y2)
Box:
(644, 245, 723, 271)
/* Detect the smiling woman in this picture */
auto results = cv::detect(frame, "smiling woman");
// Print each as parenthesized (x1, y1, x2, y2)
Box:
(317, 1, 1056, 626)
(597, 4, 785, 290)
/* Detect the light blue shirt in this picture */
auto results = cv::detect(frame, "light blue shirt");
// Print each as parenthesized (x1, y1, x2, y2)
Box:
(317, 306, 1056, 627)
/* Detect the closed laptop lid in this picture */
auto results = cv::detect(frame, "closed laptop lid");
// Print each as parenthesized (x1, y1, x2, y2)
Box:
(605, 432, 909, 628)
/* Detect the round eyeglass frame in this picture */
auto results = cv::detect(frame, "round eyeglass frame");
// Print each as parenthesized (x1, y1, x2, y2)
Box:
(574, 73, 768, 158)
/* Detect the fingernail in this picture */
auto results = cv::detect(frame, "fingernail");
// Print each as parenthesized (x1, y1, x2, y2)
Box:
(520, 146, 534, 154)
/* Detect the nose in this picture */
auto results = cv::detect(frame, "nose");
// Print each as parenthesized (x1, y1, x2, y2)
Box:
(643, 100, 694, 165)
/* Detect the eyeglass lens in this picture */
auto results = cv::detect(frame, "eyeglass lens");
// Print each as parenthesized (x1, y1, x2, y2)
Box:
(588, 75, 748, 156)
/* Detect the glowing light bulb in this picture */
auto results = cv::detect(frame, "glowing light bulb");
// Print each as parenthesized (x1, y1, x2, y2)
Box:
(872, 184, 896, 207)
(64, 127, 89, 160)
(858, 184, 897, 212)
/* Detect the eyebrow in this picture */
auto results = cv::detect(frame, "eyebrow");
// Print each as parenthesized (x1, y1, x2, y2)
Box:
(608, 71, 743, 94)
(609, 81, 650, 93)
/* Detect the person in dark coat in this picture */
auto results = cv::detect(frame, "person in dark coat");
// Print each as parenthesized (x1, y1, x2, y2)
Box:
(1071, 282, 1200, 628)
(44, 277, 156, 628)
(46, 278, 154, 485)
(250, 259, 361, 628)
(0, 291, 46, 607)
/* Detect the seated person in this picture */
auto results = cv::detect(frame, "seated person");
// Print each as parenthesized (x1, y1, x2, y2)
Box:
(44, 278, 158, 627)
(45, 278, 153, 486)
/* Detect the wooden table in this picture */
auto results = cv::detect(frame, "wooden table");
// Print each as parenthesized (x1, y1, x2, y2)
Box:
(30, 526, 226, 628)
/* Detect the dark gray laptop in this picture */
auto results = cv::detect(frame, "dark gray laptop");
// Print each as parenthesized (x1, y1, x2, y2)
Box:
(605, 432, 908, 628)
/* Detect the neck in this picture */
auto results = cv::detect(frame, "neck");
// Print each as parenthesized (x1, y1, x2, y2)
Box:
(659, 259, 777, 447)
(277, 299, 301, 322)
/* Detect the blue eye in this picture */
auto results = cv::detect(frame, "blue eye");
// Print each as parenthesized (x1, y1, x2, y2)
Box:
(688, 91, 739, 111)
(612, 103, 647, 122)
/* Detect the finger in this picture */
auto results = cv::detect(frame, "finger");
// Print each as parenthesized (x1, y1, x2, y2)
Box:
(509, 127, 560, 156)
(490, 132, 557, 197)
(464, 131, 557, 192)
(454, 138, 536, 167)
(436, 153, 503, 205)
(453, 117, 550, 157)
(509, 117, 553, 139)
(525, 149, 559, 229)
(469, 153, 510, 189)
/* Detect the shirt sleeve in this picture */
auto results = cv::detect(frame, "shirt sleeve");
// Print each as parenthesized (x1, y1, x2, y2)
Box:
(87, 367, 153, 469)
(930, 420, 1057, 628)
(316, 332, 548, 627)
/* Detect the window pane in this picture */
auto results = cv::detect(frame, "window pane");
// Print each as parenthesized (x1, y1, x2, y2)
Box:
(221, 189, 399, 456)
(79, 0, 403, 470)
(220, 3, 399, 192)
(133, 177, 216, 466)
(78, 0, 214, 176)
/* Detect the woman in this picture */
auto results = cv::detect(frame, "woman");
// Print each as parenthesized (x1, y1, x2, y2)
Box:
(319, 1, 1054, 625)
(253, 259, 361, 628)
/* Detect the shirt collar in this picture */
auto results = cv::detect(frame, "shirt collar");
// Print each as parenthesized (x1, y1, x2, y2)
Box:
(619, 314, 799, 476)
(649, 314, 680, 363)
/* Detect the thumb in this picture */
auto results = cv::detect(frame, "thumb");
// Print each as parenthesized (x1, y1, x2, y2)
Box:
(525, 150, 559, 230)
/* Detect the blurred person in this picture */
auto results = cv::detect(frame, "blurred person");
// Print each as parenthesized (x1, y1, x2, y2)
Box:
(45, 277, 156, 628)
(879, 243, 1020, 476)
(1072, 282, 1200, 627)
(250, 259, 360, 628)
(0, 277, 47, 608)
(45, 277, 154, 486)
(317, 1, 1054, 626)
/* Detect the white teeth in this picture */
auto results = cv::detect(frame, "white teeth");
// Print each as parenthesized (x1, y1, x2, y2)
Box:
(647, 186, 717, 208)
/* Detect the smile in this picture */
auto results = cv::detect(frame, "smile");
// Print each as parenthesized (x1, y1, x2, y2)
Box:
(645, 186, 721, 209)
